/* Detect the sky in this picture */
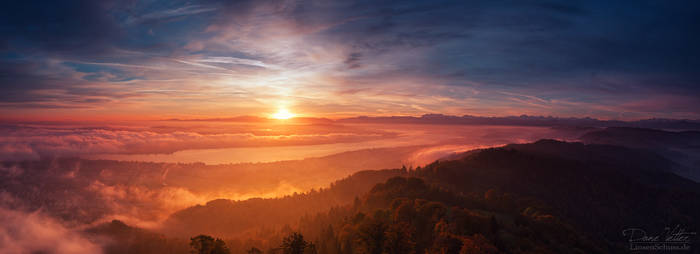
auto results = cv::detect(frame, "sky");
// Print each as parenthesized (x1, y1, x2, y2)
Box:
(1, 0, 699, 121)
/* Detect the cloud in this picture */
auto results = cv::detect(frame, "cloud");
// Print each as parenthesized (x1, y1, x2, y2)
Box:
(85, 181, 208, 228)
(405, 144, 491, 167)
(0, 123, 594, 240)
(1, 0, 699, 119)
(0, 0, 121, 54)
(0, 123, 396, 160)
(0, 204, 102, 254)
(174, 0, 700, 118)
(0, 161, 283, 230)
(195, 56, 271, 69)
(125, 5, 216, 25)
(344, 52, 363, 69)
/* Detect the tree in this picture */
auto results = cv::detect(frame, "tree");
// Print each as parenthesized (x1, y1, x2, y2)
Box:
(384, 222, 415, 254)
(281, 232, 309, 254)
(213, 239, 231, 254)
(190, 234, 230, 254)
(247, 247, 263, 254)
(191, 235, 215, 254)
(430, 220, 462, 254)
(459, 234, 497, 254)
(489, 216, 499, 236)
(319, 225, 341, 254)
(305, 242, 318, 254)
(356, 216, 387, 254)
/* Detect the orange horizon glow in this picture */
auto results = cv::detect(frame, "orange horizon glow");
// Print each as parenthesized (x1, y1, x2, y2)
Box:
(270, 108, 296, 120)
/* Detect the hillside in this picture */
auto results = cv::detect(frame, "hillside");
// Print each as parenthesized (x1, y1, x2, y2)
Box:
(161, 169, 409, 237)
(0, 146, 420, 226)
(149, 140, 700, 253)
(413, 140, 700, 250)
(580, 127, 700, 181)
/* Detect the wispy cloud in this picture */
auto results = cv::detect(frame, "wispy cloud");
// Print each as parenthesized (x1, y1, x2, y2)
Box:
(196, 56, 273, 69)
(124, 5, 217, 25)
(0, 0, 698, 119)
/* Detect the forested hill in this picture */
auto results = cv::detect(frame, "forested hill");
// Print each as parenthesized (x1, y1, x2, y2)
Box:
(579, 127, 700, 181)
(161, 169, 408, 237)
(90, 140, 700, 253)
(411, 139, 700, 251)
(292, 140, 700, 253)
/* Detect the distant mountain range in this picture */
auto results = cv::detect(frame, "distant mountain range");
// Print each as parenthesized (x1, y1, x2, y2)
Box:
(166, 114, 700, 130)
(340, 114, 700, 130)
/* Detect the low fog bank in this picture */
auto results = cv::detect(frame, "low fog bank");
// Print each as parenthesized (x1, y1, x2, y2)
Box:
(0, 146, 422, 230)
(1, 125, 698, 253)
(0, 124, 592, 227)
(0, 123, 607, 253)
(0, 194, 102, 254)
(0, 122, 395, 161)
(0, 121, 592, 163)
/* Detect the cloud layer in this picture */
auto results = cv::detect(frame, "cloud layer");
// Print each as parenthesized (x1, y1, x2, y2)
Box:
(1, 0, 699, 119)
(0, 122, 394, 161)
(0, 195, 102, 254)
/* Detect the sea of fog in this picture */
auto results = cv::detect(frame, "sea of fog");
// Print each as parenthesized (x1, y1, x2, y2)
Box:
(0, 122, 595, 253)
(85, 124, 589, 165)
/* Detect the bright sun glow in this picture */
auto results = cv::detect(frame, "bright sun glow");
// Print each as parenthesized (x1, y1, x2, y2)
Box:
(271, 108, 296, 119)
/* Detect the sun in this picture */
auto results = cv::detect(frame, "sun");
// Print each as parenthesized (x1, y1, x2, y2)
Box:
(271, 108, 296, 120)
